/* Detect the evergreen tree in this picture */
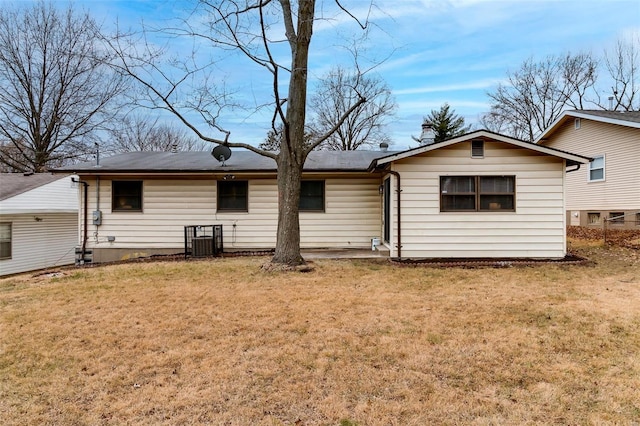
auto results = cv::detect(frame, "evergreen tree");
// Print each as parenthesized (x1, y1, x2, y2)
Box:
(426, 103, 471, 143)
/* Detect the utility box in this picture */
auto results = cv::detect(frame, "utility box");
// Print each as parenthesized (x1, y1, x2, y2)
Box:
(92, 210, 102, 225)
(371, 237, 381, 251)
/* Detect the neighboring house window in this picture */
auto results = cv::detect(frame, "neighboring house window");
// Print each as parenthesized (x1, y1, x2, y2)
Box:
(471, 140, 484, 158)
(218, 180, 248, 212)
(588, 212, 601, 225)
(589, 155, 605, 182)
(299, 180, 325, 212)
(112, 181, 143, 212)
(440, 176, 515, 212)
(0, 223, 11, 259)
(609, 212, 624, 225)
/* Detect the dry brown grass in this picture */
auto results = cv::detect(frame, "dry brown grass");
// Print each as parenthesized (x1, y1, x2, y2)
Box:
(1, 241, 639, 425)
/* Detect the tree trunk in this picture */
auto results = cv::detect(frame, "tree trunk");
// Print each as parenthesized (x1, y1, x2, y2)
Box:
(272, 152, 304, 265)
(270, 0, 314, 266)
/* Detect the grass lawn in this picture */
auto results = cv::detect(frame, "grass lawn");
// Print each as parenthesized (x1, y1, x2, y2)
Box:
(1, 239, 639, 425)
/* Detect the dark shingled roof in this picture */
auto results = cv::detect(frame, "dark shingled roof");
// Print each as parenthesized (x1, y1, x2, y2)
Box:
(1, 173, 69, 201)
(56, 150, 397, 174)
(576, 110, 640, 124)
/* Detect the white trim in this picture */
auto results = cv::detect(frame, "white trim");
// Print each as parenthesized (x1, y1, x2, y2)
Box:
(0, 221, 11, 260)
(371, 130, 590, 168)
(588, 154, 605, 182)
(536, 110, 640, 143)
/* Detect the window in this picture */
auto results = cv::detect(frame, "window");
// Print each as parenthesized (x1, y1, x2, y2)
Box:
(112, 181, 142, 211)
(610, 212, 624, 225)
(471, 140, 484, 158)
(299, 180, 325, 212)
(587, 212, 601, 225)
(218, 180, 248, 212)
(440, 176, 515, 212)
(0, 223, 11, 259)
(589, 155, 605, 182)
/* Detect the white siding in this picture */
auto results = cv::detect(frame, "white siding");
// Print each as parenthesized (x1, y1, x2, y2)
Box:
(540, 119, 640, 210)
(0, 175, 78, 214)
(0, 213, 78, 276)
(80, 175, 381, 253)
(388, 141, 567, 259)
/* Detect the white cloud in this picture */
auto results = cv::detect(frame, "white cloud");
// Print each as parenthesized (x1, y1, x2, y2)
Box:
(393, 79, 501, 96)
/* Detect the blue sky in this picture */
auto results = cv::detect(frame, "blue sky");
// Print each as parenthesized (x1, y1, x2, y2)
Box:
(40, 0, 640, 149)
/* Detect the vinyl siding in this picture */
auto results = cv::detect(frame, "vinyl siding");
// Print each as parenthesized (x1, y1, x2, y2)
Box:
(540, 119, 640, 210)
(80, 175, 381, 253)
(0, 213, 78, 276)
(388, 141, 566, 258)
(0, 175, 78, 213)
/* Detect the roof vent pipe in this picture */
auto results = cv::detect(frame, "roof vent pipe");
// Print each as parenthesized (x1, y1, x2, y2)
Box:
(379, 142, 389, 152)
(420, 119, 436, 145)
(94, 143, 100, 167)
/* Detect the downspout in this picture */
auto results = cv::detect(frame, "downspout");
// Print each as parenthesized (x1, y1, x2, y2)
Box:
(71, 177, 89, 261)
(387, 170, 402, 259)
(566, 164, 581, 173)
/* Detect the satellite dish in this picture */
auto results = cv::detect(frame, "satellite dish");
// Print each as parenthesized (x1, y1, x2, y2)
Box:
(211, 145, 232, 165)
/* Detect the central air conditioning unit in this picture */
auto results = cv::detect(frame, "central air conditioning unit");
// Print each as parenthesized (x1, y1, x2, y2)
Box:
(192, 236, 214, 257)
(184, 225, 224, 258)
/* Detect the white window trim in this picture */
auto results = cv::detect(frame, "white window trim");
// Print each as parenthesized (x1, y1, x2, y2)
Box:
(0, 222, 11, 260)
(588, 154, 605, 182)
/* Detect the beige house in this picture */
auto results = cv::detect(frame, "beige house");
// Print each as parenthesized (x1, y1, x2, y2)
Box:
(58, 130, 589, 262)
(0, 173, 78, 276)
(536, 110, 640, 229)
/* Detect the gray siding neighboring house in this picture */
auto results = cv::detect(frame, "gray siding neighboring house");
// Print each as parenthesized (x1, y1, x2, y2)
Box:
(0, 173, 79, 276)
(536, 110, 640, 229)
(56, 130, 589, 262)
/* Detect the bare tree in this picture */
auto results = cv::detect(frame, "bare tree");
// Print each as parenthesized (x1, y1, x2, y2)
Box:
(477, 111, 513, 136)
(106, 0, 372, 267)
(484, 53, 597, 141)
(258, 123, 315, 151)
(107, 115, 209, 153)
(0, 1, 126, 172)
(598, 37, 639, 111)
(309, 66, 396, 150)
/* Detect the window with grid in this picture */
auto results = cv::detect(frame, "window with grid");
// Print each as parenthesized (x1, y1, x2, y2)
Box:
(299, 180, 325, 212)
(440, 176, 515, 212)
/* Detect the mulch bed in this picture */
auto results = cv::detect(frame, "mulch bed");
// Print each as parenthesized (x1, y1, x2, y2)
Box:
(390, 254, 591, 269)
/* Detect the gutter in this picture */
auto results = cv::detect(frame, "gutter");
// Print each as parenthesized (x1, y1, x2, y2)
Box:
(71, 177, 89, 262)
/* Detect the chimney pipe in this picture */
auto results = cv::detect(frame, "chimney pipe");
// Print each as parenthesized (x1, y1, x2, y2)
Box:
(94, 143, 100, 167)
(420, 119, 436, 145)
